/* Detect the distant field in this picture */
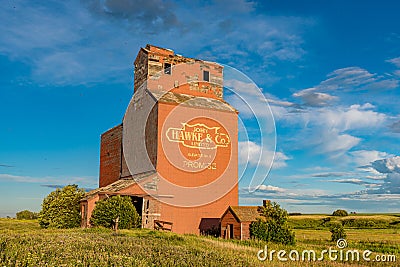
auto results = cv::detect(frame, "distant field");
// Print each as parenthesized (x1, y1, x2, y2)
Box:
(288, 213, 400, 230)
(0, 218, 399, 266)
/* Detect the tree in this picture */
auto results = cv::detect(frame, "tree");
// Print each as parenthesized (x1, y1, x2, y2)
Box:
(38, 185, 85, 228)
(250, 201, 295, 245)
(332, 209, 348, 217)
(16, 210, 38, 220)
(90, 195, 141, 229)
(330, 224, 347, 241)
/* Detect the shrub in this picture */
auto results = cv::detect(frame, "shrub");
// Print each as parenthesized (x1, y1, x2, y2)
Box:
(16, 210, 38, 220)
(38, 185, 85, 228)
(332, 209, 348, 217)
(322, 217, 331, 224)
(330, 224, 347, 241)
(250, 201, 295, 245)
(90, 195, 141, 229)
(341, 218, 380, 228)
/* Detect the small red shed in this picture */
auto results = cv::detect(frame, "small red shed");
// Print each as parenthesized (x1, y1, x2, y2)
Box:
(220, 206, 263, 240)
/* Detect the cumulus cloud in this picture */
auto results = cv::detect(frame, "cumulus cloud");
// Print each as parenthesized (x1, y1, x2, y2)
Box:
(365, 156, 400, 194)
(249, 184, 286, 193)
(324, 104, 386, 131)
(278, 102, 386, 133)
(382, 173, 400, 193)
(277, 101, 386, 158)
(371, 156, 400, 174)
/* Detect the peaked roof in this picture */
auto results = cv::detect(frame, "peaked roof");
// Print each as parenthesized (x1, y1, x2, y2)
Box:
(227, 206, 263, 222)
(82, 171, 156, 201)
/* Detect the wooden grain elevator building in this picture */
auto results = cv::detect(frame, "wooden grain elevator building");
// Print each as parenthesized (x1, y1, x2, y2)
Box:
(80, 45, 239, 234)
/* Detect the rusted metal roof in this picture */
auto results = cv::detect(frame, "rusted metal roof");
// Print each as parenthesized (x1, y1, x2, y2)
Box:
(229, 206, 263, 222)
(151, 91, 237, 112)
(82, 171, 156, 201)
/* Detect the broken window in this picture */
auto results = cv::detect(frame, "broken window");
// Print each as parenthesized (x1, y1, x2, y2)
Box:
(203, 70, 210, 82)
(164, 63, 171, 75)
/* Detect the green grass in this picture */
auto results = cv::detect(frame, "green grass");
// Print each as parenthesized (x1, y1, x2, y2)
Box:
(0, 218, 399, 266)
(288, 213, 400, 229)
(0, 219, 262, 267)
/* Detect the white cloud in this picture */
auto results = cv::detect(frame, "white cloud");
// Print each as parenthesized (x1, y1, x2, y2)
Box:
(271, 101, 387, 158)
(239, 183, 400, 213)
(384, 173, 400, 193)
(224, 79, 263, 96)
(293, 88, 338, 107)
(315, 130, 360, 157)
(263, 97, 386, 162)
(276, 102, 386, 133)
(371, 156, 400, 174)
(267, 98, 296, 107)
(321, 67, 376, 89)
(238, 141, 289, 169)
(252, 184, 286, 193)
(317, 67, 398, 91)
(350, 150, 391, 166)
(363, 156, 400, 194)
(273, 151, 290, 168)
(322, 104, 386, 131)
(326, 178, 368, 185)
(291, 67, 398, 109)
(386, 57, 400, 68)
(0, 0, 311, 86)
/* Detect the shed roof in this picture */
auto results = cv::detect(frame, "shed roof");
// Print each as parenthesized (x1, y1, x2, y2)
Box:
(82, 171, 156, 201)
(228, 206, 263, 222)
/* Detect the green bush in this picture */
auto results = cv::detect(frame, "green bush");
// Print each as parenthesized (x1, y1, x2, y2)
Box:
(90, 195, 141, 229)
(332, 209, 348, 217)
(330, 224, 347, 241)
(341, 218, 382, 228)
(16, 210, 38, 220)
(250, 201, 295, 245)
(38, 185, 85, 228)
(250, 219, 295, 245)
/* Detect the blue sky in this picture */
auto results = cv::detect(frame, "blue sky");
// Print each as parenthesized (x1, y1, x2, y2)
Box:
(1, 0, 400, 216)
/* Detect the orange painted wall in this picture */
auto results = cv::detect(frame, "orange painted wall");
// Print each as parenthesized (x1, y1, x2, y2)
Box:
(155, 102, 238, 234)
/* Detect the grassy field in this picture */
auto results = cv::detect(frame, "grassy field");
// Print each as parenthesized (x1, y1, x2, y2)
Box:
(0, 217, 399, 266)
(288, 213, 400, 230)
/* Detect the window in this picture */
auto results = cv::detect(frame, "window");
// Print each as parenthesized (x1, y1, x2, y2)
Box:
(203, 70, 210, 82)
(164, 63, 171, 75)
